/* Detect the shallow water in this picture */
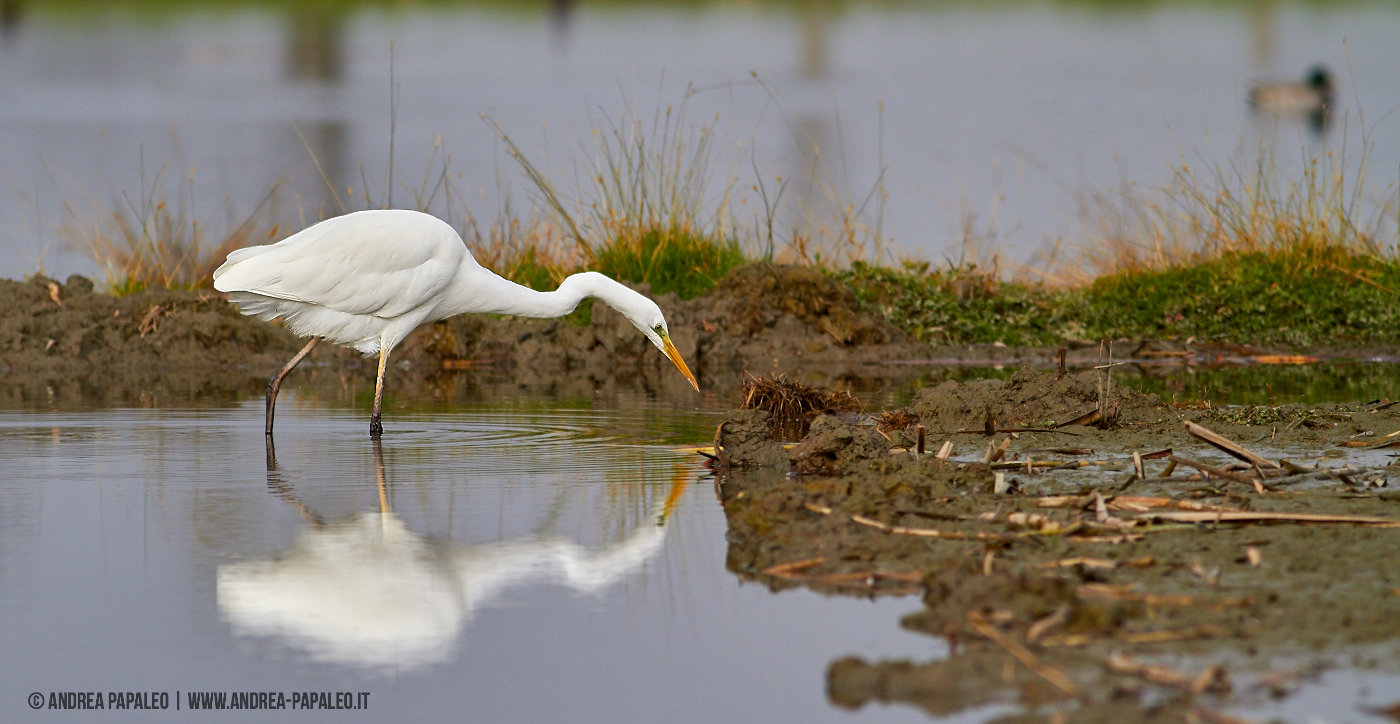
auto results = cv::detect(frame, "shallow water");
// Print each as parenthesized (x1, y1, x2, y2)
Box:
(0, 400, 947, 722)
(1, 2, 1398, 280)
(3, 391, 1400, 721)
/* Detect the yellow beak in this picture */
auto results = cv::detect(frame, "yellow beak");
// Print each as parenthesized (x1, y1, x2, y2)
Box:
(660, 332, 699, 391)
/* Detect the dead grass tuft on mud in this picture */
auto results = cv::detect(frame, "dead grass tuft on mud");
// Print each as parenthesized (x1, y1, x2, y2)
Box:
(740, 372, 861, 440)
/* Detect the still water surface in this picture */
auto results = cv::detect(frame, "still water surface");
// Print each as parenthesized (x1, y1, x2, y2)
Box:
(2, 389, 1399, 721)
(1, 2, 1397, 280)
(0, 400, 960, 722)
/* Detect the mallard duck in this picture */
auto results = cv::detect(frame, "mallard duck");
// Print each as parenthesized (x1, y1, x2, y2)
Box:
(1249, 65, 1333, 114)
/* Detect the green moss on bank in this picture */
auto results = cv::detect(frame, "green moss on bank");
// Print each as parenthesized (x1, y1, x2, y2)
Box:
(830, 262, 1068, 346)
(830, 246, 1400, 348)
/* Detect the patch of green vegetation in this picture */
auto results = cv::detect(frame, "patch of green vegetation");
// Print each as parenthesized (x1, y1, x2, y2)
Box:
(830, 261, 1069, 346)
(108, 278, 149, 296)
(827, 245, 1400, 349)
(592, 228, 746, 301)
(1078, 246, 1400, 348)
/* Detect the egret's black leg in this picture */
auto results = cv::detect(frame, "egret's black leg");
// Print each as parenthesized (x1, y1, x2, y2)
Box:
(265, 434, 278, 471)
(266, 337, 321, 436)
(370, 346, 390, 438)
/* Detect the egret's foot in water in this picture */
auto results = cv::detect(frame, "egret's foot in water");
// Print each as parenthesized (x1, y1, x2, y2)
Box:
(370, 418, 383, 438)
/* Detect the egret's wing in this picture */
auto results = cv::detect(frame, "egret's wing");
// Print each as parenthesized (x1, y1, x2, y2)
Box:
(213, 211, 465, 318)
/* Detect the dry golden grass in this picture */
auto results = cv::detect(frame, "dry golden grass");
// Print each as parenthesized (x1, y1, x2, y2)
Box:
(61, 168, 280, 294)
(67, 84, 898, 296)
(1037, 123, 1399, 286)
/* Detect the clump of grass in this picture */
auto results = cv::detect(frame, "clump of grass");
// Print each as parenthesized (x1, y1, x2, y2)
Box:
(839, 121, 1400, 349)
(741, 372, 861, 440)
(488, 93, 748, 300)
(61, 163, 279, 294)
(1064, 125, 1400, 346)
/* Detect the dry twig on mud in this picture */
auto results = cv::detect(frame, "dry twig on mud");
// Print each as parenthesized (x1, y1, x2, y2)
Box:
(1185, 421, 1281, 470)
(851, 514, 1012, 541)
(1037, 494, 1229, 513)
(1139, 510, 1400, 526)
(1167, 455, 1257, 485)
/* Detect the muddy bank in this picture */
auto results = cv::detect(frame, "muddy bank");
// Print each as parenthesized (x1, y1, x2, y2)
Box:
(0, 264, 931, 407)
(6, 265, 1396, 412)
(712, 369, 1400, 721)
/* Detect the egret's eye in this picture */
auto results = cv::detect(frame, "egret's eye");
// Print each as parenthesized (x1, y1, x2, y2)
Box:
(653, 324, 664, 334)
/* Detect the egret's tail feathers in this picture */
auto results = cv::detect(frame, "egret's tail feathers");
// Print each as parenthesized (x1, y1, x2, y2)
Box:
(212, 246, 278, 286)
(225, 292, 284, 322)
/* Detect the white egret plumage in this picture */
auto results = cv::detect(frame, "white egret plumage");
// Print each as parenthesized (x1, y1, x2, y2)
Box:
(213, 209, 699, 436)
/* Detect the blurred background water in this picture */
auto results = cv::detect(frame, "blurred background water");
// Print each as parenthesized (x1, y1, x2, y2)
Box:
(0, 0, 1396, 281)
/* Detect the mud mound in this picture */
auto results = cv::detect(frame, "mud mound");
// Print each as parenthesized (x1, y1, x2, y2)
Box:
(706, 263, 895, 345)
(907, 368, 1165, 432)
(714, 410, 789, 468)
(787, 415, 890, 475)
(0, 276, 311, 401)
(2, 264, 937, 405)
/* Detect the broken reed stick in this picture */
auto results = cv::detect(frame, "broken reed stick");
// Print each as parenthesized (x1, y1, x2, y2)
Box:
(936, 440, 953, 461)
(916, 425, 925, 456)
(982, 437, 1012, 464)
(989, 460, 1085, 470)
(966, 611, 1080, 696)
(851, 513, 1011, 541)
(1132, 451, 1145, 479)
(1026, 605, 1070, 644)
(1185, 421, 1281, 470)
(1167, 455, 1256, 484)
(1037, 494, 1230, 513)
(1140, 510, 1400, 526)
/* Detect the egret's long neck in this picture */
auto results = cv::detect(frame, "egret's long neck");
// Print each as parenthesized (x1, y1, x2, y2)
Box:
(441, 267, 639, 321)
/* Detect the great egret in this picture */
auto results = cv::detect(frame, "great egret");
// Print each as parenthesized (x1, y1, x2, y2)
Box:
(213, 209, 699, 436)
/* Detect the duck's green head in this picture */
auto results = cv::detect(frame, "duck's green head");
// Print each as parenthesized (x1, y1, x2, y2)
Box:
(1307, 65, 1333, 91)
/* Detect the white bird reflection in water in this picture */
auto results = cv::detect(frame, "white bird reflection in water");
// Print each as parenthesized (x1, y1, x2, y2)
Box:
(217, 440, 686, 672)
